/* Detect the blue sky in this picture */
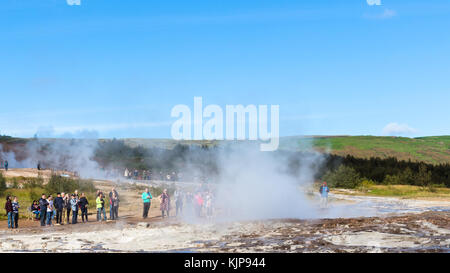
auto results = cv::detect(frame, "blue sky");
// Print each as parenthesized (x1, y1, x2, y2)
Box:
(0, 0, 449, 139)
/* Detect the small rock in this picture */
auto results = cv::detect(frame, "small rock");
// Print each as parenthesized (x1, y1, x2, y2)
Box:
(137, 222, 150, 228)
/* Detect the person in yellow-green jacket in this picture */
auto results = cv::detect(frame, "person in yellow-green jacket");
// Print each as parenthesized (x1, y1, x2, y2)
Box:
(96, 193, 107, 221)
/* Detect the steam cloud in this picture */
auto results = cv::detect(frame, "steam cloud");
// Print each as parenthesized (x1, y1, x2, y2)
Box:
(1, 136, 332, 221)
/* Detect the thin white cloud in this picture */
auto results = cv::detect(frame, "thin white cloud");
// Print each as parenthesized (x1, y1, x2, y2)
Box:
(0, 121, 171, 138)
(366, 0, 382, 6)
(363, 8, 397, 20)
(382, 122, 417, 136)
(66, 0, 81, 6)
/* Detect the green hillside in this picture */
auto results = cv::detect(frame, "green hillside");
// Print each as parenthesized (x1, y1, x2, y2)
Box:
(280, 135, 450, 165)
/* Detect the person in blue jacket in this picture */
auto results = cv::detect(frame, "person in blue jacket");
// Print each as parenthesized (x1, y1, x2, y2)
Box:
(142, 188, 152, 219)
(319, 182, 330, 208)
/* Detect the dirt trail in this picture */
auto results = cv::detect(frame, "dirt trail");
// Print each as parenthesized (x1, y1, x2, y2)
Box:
(1, 168, 76, 180)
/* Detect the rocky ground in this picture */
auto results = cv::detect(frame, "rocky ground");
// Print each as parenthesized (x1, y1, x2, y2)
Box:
(0, 211, 448, 253)
(1, 171, 449, 253)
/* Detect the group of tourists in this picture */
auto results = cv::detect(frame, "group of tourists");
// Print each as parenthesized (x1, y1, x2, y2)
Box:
(124, 168, 180, 181)
(5, 181, 330, 229)
(3, 187, 121, 229)
(141, 187, 215, 220)
(35, 190, 90, 226)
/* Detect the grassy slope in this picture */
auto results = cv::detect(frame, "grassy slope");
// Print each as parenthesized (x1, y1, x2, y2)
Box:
(279, 135, 450, 165)
(333, 184, 450, 199)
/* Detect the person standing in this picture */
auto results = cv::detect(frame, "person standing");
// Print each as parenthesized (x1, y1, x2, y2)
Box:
(319, 182, 330, 208)
(39, 194, 49, 227)
(174, 189, 183, 217)
(63, 192, 71, 224)
(46, 195, 54, 226)
(12, 196, 20, 228)
(70, 194, 79, 224)
(110, 192, 119, 220)
(159, 189, 170, 218)
(96, 193, 107, 221)
(5, 196, 13, 228)
(142, 188, 152, 219)
(54, 193, 64, 225)
(79, 193, 89, 222)
(109, 187, 119, 219)
(205, 192, 213, 219)
(4, 160, 8, 171)
(194, 192, 204, 217)
(185, 192, 193, 216)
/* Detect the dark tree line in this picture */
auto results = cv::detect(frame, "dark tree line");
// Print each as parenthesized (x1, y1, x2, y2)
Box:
(93, 140, 450, 187)
(94, 139, 219, 179)
(318, 154, 450, 187)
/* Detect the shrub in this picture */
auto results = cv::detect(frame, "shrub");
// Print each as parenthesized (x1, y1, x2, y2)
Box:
(45, 175, 96, 196)
(383, 174, 401, 185)
(322, 165, 363, 189)
(416, 164, 432, 188)
(0, 172, 6, 194)
(28, 188, 42, 202)
(358, 179, 375, 192)
(23, 177, 45, 189)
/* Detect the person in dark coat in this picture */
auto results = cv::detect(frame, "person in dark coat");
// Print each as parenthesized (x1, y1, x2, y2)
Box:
(38, 194, 49, 227)
(79, 193, 89, 222)
(54, 193, 64, 225)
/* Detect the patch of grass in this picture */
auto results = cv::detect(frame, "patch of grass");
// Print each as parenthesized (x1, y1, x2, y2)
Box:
(336, 184, 450, 199)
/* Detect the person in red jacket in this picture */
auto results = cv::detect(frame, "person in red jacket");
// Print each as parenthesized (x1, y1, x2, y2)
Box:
(4, 196, 14, 228)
